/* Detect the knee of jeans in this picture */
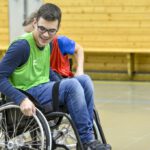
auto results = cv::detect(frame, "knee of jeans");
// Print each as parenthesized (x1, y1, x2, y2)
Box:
(61, 78, 83, 92)
(77, 74, 92, 83)
(82, 74, 92, 81)
(67, 78, 82, 90)
(64, 79, 85, 101)
(81, 75, 94, 90)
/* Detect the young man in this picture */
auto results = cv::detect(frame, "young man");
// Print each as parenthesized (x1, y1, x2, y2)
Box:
(0, 3, 104, 150)
(23, 11, 84, 80)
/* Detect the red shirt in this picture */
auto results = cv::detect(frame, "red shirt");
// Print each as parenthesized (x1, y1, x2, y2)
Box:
(50, 37, 74, 77)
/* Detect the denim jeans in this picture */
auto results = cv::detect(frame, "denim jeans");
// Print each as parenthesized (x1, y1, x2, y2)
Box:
(50, 69, 62, 81)
(27, 74, 94, 143)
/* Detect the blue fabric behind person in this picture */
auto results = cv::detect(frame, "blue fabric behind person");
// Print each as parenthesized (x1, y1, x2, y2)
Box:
(51, 35, 75, 55)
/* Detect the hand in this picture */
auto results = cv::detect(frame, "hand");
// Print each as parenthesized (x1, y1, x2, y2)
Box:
(20, 98, 36, 116)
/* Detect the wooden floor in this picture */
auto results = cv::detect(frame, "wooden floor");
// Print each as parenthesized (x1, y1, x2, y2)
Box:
(94, 81, 150, 150)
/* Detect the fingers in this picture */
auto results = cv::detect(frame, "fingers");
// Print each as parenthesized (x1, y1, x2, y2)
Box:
(32, 104, 36, 115)
(21, 105, 36, 116)
(20, 98, 36, 116)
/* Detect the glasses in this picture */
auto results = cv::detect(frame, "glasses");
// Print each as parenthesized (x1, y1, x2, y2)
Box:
(37, 25, 57, 35)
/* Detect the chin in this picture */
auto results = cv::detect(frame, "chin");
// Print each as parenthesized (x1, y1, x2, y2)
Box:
(39, 41, 48, 47)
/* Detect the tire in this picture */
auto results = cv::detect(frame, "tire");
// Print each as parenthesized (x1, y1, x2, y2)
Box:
(0, 104, 45, 150)
(36, 108, 52, 150)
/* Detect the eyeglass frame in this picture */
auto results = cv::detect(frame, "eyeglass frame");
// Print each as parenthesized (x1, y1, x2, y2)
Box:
(37, 24, 58, 36)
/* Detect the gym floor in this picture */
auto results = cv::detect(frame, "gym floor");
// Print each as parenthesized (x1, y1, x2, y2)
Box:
(94, 81, 150, 150)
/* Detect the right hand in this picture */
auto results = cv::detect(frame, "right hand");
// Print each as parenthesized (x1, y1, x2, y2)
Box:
(20, 98, 36, 116)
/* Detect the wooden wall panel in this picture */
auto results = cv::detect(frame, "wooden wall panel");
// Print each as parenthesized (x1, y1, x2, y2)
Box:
(84, 53, 127, 71)
(134, 54, 150, 73)
(0, 0, 9, 47)
(44, 0, 150, 49)
(0, 0, 150, 80)
(43, 1, 150, 80)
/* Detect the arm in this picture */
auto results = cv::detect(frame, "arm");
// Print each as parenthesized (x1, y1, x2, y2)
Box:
(0, 40, 36, 116)
(74, 43, 84, 76)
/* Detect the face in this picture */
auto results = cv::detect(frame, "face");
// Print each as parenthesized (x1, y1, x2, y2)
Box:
(33, 17, 58, 47)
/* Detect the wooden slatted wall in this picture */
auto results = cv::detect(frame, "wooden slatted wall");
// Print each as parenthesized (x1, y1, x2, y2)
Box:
(0, 0, 9, 46)
(44, 0, 150, 49)
(43, 0, 150, 80)
(0, 0, 150, 80)
(0, 0, 9, 58)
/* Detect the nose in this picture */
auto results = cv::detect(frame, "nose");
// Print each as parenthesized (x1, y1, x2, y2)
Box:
(42, 31, 50, 38)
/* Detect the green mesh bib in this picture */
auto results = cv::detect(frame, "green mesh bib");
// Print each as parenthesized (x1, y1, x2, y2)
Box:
(9, 33, 50, 90)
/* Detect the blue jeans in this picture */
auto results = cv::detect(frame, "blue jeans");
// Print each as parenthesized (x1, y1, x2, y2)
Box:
(50, 69, 62, 81)
(27, 74, 94, 143)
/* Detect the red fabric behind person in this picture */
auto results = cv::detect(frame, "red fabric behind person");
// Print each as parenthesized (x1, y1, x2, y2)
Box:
(50, 37, 74, 77)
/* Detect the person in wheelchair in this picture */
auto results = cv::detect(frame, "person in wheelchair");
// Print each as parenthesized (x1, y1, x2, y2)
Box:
(22, 11, 83, 81)
(0, 3, 106, 150)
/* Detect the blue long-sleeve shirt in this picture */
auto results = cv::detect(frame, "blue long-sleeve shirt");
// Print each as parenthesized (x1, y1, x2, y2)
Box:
(0, 36, 75, 104)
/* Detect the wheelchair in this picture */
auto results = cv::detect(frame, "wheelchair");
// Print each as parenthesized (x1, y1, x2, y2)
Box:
(0, 90, 111, 150)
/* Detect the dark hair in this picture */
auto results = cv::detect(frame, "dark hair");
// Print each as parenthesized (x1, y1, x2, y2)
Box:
(22, 12, 37, 26)
(36, 3, 62, 28)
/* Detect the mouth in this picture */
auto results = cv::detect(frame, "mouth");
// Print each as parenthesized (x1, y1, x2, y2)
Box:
(40, 36, 49, 43)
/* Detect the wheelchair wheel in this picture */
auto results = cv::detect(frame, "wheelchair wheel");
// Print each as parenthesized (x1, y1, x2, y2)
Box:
(0, 104, 45, 150)
(51, 117, 100, 150)
(52, 116, 77, 150)
(93, 119, 101, 141)
(36, 108, 52, 150)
